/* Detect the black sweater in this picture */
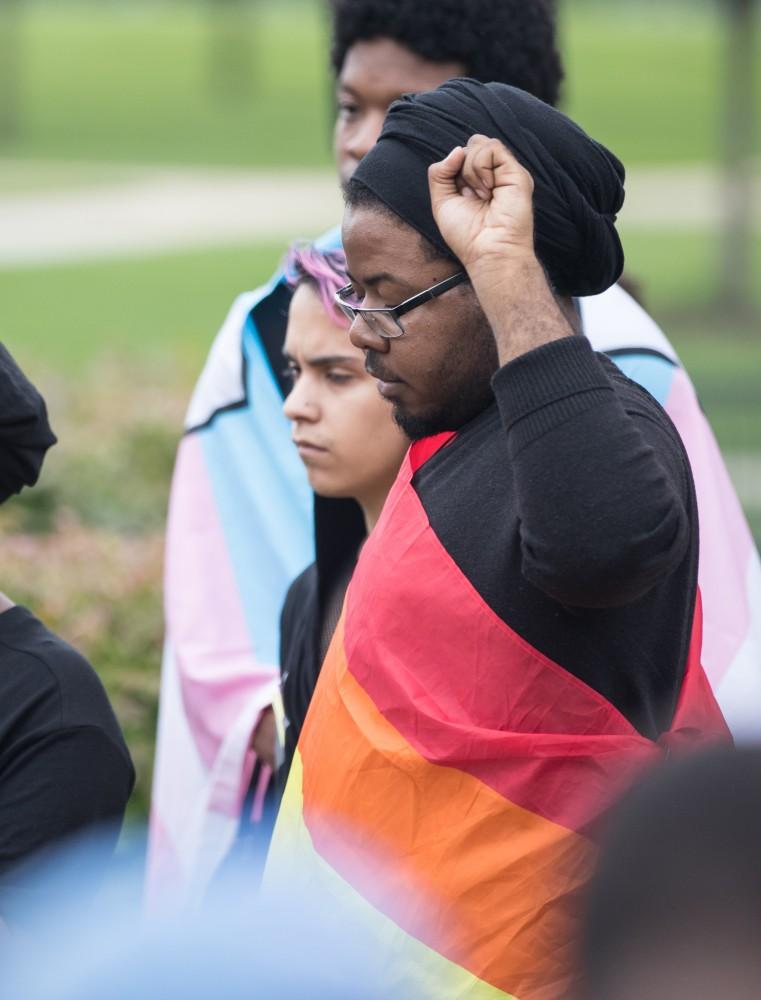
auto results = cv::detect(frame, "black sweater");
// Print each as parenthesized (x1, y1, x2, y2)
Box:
(281, 334, 697, 776)
(280, 496, 365, 782)
(415, 335, 695, 738)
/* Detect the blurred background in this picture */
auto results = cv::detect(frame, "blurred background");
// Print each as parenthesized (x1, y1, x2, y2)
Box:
(0, 0, 758, 822)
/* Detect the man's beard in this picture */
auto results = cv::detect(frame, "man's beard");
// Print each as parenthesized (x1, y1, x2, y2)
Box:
(364, 301, 499, 441)
(390, 314, 499, 441)
(391, 381, 495, 440)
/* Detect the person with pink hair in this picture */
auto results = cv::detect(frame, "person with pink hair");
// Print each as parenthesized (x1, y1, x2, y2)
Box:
(265, 243, 408, 784)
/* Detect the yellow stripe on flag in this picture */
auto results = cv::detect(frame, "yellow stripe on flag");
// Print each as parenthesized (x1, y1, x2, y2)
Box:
(264, 750, 516, 1000)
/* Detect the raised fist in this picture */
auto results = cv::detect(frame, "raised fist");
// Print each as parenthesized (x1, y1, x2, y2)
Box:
(428, 135, 536, 277)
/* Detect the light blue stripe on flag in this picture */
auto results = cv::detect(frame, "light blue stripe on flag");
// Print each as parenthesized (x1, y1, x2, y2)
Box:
(201, 312, 314, 666)
(608, 351, 677, 408)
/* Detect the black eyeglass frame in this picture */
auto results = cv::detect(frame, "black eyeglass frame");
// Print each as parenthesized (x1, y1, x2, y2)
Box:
(334, 271, 470, 339)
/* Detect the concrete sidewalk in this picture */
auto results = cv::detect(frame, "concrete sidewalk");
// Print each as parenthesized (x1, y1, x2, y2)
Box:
(0, 167, 342, 267)
(1, 162, 758, 268)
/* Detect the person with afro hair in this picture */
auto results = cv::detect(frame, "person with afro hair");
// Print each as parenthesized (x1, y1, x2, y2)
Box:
(330, 0, 561, 184)
(147, 0, 761, 909)
(331, 0, 562, 103)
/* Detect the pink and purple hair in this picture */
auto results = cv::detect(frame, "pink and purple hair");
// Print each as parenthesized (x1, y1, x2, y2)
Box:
(283, 243, 350, 329)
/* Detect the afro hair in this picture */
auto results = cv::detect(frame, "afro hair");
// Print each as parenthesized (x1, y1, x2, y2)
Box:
(329, 0, 563, 107)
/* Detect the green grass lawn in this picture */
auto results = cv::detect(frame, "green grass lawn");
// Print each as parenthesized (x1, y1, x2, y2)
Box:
(621, 227, 761, 314)
(1, 0, 334, 168)
(0, 0, 757, 170)
(1, 241, 286, 377)
(561, 0, 761, 165)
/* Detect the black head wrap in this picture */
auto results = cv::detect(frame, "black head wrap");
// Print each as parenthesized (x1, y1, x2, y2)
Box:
(351, 78, 625, 297)
(0, 343, 56, 504)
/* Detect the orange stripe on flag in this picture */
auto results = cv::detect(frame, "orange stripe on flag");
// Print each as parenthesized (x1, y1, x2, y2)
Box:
(265, 750, 514, 1000)
(299, 618, 596, 999)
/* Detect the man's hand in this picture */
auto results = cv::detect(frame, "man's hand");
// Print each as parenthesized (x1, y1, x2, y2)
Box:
(428, 135, 536, 278)
(251, 705, 276, 770)
(428, 135, 572, 365)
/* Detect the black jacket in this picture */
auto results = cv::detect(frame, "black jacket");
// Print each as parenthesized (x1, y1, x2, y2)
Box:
(0, 343, 56, 502)
(279, 495, 365, 785)
(0, 607, 135, 923)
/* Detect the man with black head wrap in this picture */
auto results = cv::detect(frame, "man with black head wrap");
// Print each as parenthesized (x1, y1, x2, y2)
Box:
(352, 79, 626, 298)
(0, 346, 134, 926)
(265, 81, 730, 999)
(152, 0, 759, 905)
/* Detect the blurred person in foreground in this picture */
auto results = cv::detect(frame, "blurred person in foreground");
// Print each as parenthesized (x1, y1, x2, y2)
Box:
(263, 78, 731, 1000)
(2, 827, 387, 1000)
(0, 345, 134, 929)
(147, 0, 761, 905)
(580, 747, 761, 1000)
(278, 244, 408, 781)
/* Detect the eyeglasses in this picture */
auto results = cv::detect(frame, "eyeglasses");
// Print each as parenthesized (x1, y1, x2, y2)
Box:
(334, 271, 469, 339)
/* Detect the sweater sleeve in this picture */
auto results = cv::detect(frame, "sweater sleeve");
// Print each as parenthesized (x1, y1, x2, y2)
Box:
(492, 335, 690, 609)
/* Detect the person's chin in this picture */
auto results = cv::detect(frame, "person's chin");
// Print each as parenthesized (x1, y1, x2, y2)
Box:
(392, 387, 494, 441)
(307, 472, 348, 499)
(391, 402, 451, 442)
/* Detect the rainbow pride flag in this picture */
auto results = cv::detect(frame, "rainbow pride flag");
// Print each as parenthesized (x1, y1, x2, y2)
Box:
(266, 432, 731, 999)
(147, 238, 759, 906)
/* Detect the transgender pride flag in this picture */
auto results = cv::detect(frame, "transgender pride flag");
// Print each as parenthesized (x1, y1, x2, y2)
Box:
(146, 277, 315, 906)
(581, 286, 761, 738)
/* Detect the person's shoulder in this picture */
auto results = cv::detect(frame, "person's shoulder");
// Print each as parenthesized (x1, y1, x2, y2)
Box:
(279, 562, 319, 665)
(282, 562, 319, 620)
(0, 607, 126, 741)
(597, 352, 672, 421)
(598, 354, 691, 484)
(0, 607, 59, 708)
(599, 351, 671, 410)
(604, 349, 678, 409)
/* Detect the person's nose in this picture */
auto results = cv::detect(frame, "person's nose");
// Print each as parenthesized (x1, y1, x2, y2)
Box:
(344, 109, 386, 163)
(283, 377, 319, 423)
(349, 317, 389, 354)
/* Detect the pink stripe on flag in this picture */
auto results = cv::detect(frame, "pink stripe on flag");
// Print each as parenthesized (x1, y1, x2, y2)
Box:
(664, 368, 753, 688)
(165, 434, 277, 771)
(144, 808, 184, 905)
